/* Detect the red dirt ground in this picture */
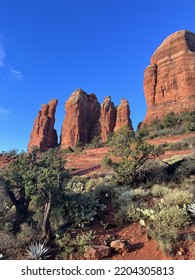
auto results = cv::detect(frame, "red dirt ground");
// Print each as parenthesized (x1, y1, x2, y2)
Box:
(89, 222, 195, 260)
(64, 133, 195, 260)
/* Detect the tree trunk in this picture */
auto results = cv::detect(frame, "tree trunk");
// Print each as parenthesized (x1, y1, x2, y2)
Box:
(41, 193, 52, 240)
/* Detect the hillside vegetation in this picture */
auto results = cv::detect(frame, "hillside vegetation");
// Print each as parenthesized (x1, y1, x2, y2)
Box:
(0, 112, 195, 260)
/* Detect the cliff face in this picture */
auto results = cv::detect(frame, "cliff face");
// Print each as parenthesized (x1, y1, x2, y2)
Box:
(28, 99, 58, 152)
(60, 90, 132, 148)
(60, 89, 101, 149)
(143, 30, 195, 124)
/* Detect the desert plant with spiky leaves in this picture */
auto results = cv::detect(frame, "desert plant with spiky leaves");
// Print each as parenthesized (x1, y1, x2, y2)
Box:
(26, 241, 51, 260)
(187, 201, 195, 218)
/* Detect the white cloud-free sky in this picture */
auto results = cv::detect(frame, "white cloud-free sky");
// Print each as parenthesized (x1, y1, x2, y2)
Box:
(0, 0, 195, 151)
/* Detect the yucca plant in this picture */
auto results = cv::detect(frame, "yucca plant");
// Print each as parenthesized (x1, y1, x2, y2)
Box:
(187, 201, 195, 218)
(26, 241, 51, 260)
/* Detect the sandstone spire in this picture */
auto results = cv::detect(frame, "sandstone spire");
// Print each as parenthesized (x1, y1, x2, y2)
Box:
(28, 99, 58, 152)
(60, 89, 100, 149)
(114, 98, 132, 132)
(99, 96, 116, 142)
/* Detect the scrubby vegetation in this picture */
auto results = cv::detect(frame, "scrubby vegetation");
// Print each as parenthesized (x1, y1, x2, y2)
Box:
(0, 124, 195, 259)
(138, 110, 195, 138)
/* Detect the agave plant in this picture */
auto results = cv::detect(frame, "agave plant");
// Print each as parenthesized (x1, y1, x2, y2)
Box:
(26, 241, 51, 260)
(187, 201, 195, 218)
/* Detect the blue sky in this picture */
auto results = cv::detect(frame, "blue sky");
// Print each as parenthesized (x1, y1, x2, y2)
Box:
(0, 0, 195, 151)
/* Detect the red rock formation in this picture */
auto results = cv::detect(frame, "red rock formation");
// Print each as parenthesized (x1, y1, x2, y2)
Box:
(61, 89, 100, 149)
(28, 99, 58, 152)
(99, 96, 116, 142)
(143, 30, 195, 124)
(114, 98, 132, 132)
(61, 90, 133, 148)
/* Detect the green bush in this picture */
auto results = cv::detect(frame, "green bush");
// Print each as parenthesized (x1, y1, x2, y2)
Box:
(85, 176, 112, 192)
(148, 205, 190, 255)
(162, 190, 193, 207)
(151, 184, 170, 197)
(0, 230, 19, 259)
(114, 203, 143, 227)
(138, 110, 195, 138)
(56, 230, 94, 259)
(94, 184, 117, 200)
(85, 136, 103, 149)
(66, 177, 87, 193)
(104, 127, 163, 185)
(63, 193, 99, 228)
(61, 146, 74, 154)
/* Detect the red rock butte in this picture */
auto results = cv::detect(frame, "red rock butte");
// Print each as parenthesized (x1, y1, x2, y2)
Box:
(28, 30, 195, 151)
(28, 89, 132, 151)
(143, 30, 195, 124)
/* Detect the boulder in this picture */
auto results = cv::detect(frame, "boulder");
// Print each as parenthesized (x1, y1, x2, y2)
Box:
(28, 99, 58, 152)
(85, 245, 111, 259)
(110, 239, 132, 253)
(143, 30, 195, 124)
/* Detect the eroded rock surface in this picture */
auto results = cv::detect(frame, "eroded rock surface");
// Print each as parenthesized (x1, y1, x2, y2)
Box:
(99, 96, 116, 142)
(143, 30, 195, 124)
(28, 99, 58, 152)
(61, 90, 133, 148)
(114, 98, 132, 132)
(61, 89, 100, 149)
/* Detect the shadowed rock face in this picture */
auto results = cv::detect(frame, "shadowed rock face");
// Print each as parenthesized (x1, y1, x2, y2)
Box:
(143, 30, 195, 124)
(28, 99, 58, 152)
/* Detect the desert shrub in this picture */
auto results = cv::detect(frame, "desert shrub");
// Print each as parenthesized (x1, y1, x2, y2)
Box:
(130, 187, 150, 198)
(138, 110, 195, 139)
(63, 193, 100, 228)
(0, 230, 19, 259)
(113, 188, 132, 209)
(17, 223, 36, 245)
(94, 184, 118, 200)
(162, 112, 177, 128)
(171, 157, 195, 181)
(114, 203, 143, 227)
(86, 136, 103, 149)
(148, 205, 190, 255)
(66, 177, 87, 193)
(61, 146, 74, 154)
(104, 127, 163, 186)
(139, 159, 169, 185)
(162, 190, 193, 207)
(85, 176, 112, 192)
(151, 184, 170, 197)
(56, 230, 94, 259)
(0, 149, 18, 157)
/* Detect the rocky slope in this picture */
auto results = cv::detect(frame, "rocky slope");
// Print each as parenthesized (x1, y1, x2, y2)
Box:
(143, 30, 195, 124)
